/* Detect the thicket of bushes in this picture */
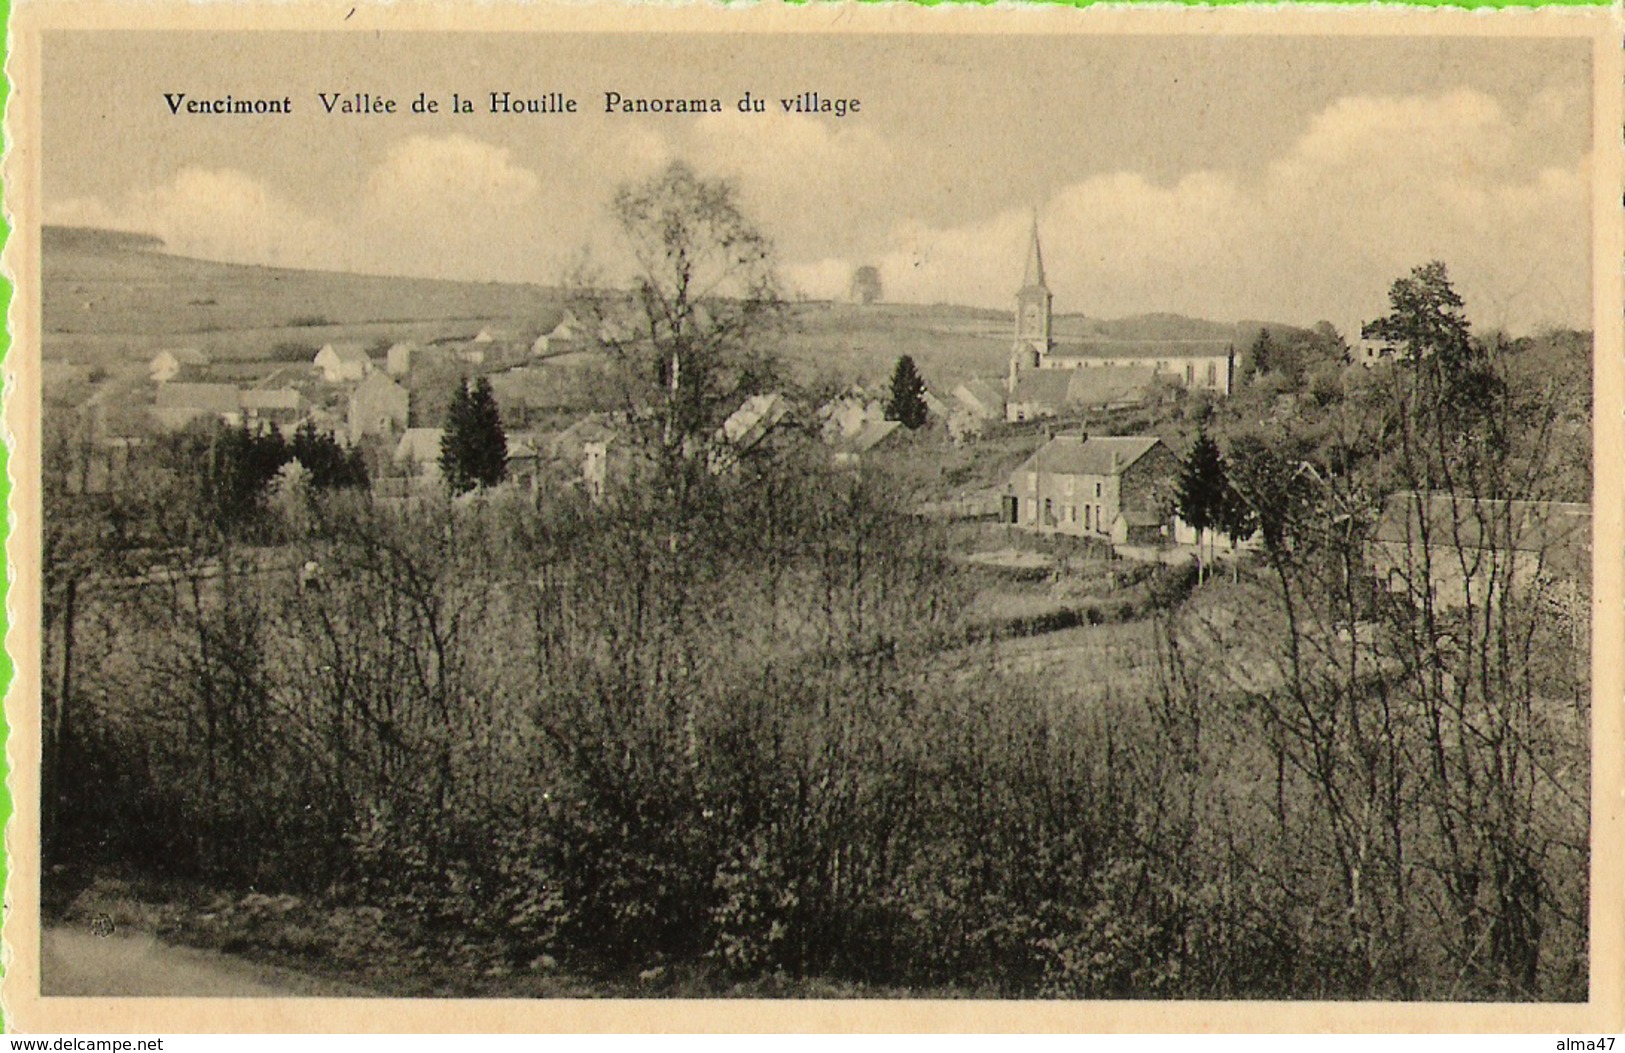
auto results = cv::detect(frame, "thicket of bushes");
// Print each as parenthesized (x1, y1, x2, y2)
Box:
(43, 424, 1588, 999)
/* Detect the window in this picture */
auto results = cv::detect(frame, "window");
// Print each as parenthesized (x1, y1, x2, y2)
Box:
(1095, 482, 1102, 498)
(1043, 498, 1053, 523)
(1027, 471, 1037, 490)
(1206, 361, 1218, 386)
(1069, 505, 1077, 523)
(1185, 362, 1195, 384)
(1026, 498, 1037, 522)
(1084, 505, 1091, 530)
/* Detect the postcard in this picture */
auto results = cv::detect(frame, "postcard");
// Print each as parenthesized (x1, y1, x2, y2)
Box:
(3, 1, 1621, 1034)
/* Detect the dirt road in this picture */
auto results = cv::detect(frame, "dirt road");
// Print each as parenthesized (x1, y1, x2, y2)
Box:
(41, 926, 365, 997)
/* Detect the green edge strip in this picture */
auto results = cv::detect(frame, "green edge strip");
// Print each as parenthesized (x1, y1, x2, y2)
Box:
(814, 0, 1612, 7)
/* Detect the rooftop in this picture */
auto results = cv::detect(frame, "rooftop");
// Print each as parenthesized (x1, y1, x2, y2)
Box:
(1050, 340, 1231, 361)
(1017, 434, 1164, 477)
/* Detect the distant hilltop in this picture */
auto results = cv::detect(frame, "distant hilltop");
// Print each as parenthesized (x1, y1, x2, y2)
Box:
(43, 225, 165, 255)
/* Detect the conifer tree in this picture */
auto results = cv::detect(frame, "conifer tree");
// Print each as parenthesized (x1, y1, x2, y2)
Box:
(440, 377, 507, 494)
(886, 354, 929, 430)
(1178, 431, 1227, 582)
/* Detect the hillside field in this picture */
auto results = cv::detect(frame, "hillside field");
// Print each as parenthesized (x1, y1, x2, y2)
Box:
(41, 226, 1293, 396)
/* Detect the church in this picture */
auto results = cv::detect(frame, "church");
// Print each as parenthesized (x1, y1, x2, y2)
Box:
(1003, 221, 1235, 423)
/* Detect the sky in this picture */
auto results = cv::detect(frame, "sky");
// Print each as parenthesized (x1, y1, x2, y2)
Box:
(42, 31, 1595, 337)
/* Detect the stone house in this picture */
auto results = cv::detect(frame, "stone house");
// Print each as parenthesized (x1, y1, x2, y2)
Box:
(1005, 434, 1180, 544)
(348, 372, 411, 444)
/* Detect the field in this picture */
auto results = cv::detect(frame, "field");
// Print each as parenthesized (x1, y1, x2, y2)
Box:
(42, 225, 1293, 399)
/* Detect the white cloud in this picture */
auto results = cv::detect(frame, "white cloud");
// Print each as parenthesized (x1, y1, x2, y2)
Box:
(48, 167, 344, 271)
(790, 89, 1589, 335)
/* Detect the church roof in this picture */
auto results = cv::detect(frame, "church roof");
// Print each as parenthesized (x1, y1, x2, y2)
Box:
(1065, 365, 1157, 407)
(1020, 218, 1047, 291)
(1019, 435, 1165, 478)
(1049, 339, 1231, 361)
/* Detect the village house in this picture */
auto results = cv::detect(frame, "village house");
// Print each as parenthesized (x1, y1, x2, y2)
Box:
(704, 393, 795, 474)
(953, 378, 1006, 422)
(504, 435, 545, 492)
(550, 415, 621, 499)
(1006, 365, 1161, 423)
(393, 427, 445, 486)
(830, 419, 905, 466)
(1004, 433, 1181, 544)
(148, 348, 210, 384)
(530, 309, 582, 357)
(820, 387, 887, 443)
(239, 387, 304, 429)
(1367, 492, 1591, 623)
(152, 382, 243, 430)
(720, 393, 792, 451)
(347, 372, 411, 444)
(314, 343, 374, 383)
(385, 342, 415, 377)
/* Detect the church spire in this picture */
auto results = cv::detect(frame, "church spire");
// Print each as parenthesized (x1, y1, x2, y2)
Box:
(1020, 214, 1047, 291)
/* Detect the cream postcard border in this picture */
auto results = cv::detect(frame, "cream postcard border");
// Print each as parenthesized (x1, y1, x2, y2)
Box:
(3, 1, 1621, 1033)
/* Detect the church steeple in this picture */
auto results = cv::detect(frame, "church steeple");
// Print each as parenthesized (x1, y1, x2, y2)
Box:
(1020, 215, 1047, 292)
(1012, 213, 1053, 370)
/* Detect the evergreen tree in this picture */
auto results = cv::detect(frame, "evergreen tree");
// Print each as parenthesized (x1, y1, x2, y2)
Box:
(440, 377, 507, 494)
(291, 420, 369, 491)
(1177, 431, 1227, 582)
(1362, 260, 1473, 378)
(885, 355, 929, 430)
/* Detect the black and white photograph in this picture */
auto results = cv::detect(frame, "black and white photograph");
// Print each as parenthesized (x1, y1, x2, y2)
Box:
(7, 6, 1622, 1031)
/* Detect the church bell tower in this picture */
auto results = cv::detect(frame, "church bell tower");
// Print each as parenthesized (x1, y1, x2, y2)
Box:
(1012, 217, 1052, 371)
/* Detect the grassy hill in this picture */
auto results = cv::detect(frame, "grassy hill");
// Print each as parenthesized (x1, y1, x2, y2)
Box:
(42, 225, 568, 372)
(42, 225, 1304, 396)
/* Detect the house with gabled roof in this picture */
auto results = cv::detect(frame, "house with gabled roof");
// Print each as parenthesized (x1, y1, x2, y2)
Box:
(348, 372, 410, 444)
(239, 387, 304, 428)
(830, 419, 905, 466)
(1005, 433, 1180, 544)
(314, 343, 373, 383)
(1367, 492, 1591, 620)
(149, 348, 210, 384)
(385, 342, 415, 377)
(152, 382, 243, 430)
(954, 378, 1006, 422)
(530, 309, 583, 357)
(394, 427, 445, 485)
